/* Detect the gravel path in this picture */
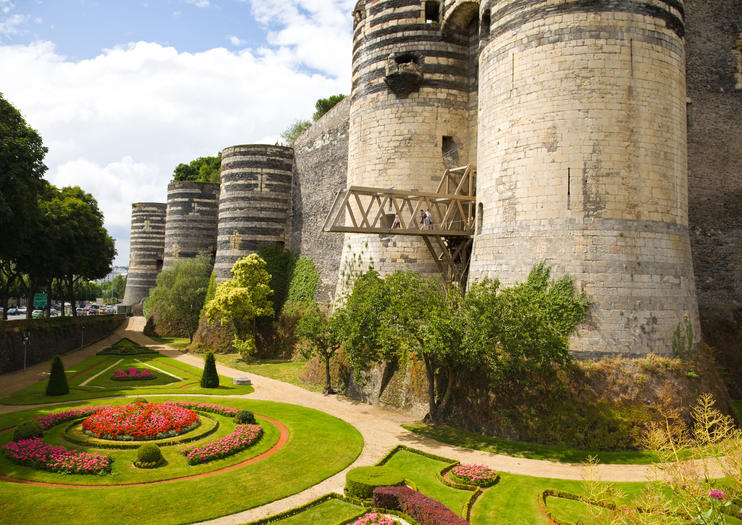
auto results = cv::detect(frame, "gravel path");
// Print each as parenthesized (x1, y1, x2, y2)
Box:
(0, 317, 727, 524)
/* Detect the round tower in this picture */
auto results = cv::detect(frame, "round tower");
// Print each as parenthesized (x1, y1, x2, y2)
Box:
(337, 0, 479, 290)
(213, 145, 293, 281)
(162, 181, 220, 269)
(470, 0, 699, 355)
(122, 202, 167, 306)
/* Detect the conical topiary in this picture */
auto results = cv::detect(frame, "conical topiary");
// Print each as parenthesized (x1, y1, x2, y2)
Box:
(200, 351, 219, 388)
(46, 355, 69, 396)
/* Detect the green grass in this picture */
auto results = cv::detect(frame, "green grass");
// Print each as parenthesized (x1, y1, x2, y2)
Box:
(0, 397, 364, 525)
(264, 499, 365, 525)
(0, 354, 254, 405)
(213, 355, 324, 393)
(403, 422, 663, 465)
(148, 336, 191, 351)
(381, 449, 472, 516)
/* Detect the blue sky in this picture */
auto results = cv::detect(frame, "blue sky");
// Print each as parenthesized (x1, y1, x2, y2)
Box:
(0, 0, 354, 265)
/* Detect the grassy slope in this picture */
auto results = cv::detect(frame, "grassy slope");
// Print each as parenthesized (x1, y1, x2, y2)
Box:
(0, 397, 363, 525)
(0, 354, 253, 405)
(213, 355, 324, 393)
(267, 499, 365, 525)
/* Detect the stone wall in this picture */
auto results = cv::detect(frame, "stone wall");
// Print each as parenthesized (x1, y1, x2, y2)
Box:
(290, 98, 350, 303)
(686, 0, 742, 309)
(0, 315, 126, 374)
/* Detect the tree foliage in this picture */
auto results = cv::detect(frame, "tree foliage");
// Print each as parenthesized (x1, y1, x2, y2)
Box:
(279, 120, 312, 147)
(172, 153, 221, 184)
(200, 351, 219, 388)
(313, 94, 346, 121)
(336, 264, 589, 422)
(46, 355, 69, 396)
(204, 254, 274, 361)
(295, 302, 345, 393)
(144, 253, 213, 341)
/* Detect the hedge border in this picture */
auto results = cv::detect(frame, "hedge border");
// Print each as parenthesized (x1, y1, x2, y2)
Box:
(60, 411, 220, 450)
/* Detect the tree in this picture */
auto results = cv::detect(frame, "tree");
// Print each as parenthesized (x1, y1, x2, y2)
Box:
(279, 120, 312, 147)
(295, 302, 345, 394)
(144, 253, 212, 341)
(200, 351, 219, 388)
(172, 153, 221, 184)
(204, 254, 274, 361)
(313, 94, 346, 121)
(46, 355, 69, 396)
(0, 93, 48, 318)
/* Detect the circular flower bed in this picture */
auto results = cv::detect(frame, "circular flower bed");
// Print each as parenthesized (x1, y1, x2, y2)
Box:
(111, 367, 156, 381)
(354, 512, 400, 525)
(3, 437, 112, 475)
(82, 402, 200, 441)
(450, 463, 498, 487)
(181, 423, 263, 465)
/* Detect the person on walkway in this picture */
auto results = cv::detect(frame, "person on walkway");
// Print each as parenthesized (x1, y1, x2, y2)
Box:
(426, 209, 434, 230)
(420, 210, 426, 230)
(391, 213, 401, 230)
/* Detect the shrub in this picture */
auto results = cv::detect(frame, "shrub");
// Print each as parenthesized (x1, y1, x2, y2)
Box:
(12, 421, 43, 442)
(134, 398, 149, 404)
(345, 466, 405, 500)
(135, 443, 163, 468)
(45, 355, 69, 396)
(373, 486, 468, 525)
(235, 410, 256, 425)
(200, 351, 219, 388)
(450, 463, 498, 487)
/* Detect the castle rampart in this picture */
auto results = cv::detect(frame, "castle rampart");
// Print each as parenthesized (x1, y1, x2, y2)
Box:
(162, 181, 220, 269)
(214, 145, 294, 281)
(122, 202, 167, 306)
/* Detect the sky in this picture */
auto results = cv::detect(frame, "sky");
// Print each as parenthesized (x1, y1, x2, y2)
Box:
(0, 0, 355, 266)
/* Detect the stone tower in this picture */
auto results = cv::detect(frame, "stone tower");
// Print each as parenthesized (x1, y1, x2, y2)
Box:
(162, 181, 220, 269)
(122, 202, 167, 306)
(336, 0, 478, 289)
(213, 145, 294, 281)
(468, 0, 699, 355)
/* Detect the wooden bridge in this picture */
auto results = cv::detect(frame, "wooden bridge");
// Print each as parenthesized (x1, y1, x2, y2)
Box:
(323, 165, 477, 286)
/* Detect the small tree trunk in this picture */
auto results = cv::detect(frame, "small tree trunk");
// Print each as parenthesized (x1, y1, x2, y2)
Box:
(323, 353, 335, 394)
(67, 280, 77, 317)
(423, 357, 438, 423)
(26, 281, 37, 319)
(436, 367, 456, 415)
(45, 278, 53, 318)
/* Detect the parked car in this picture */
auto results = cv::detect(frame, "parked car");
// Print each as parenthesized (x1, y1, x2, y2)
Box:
(7, 307, 17, 315)
(17, 306, 27, 314)
(32, 309, 44, 319)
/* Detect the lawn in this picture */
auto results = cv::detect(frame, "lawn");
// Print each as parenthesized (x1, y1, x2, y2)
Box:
(403, 422, 665, 465)
(213, 355, 324, 392)
(147, 336, 191, 351)
(0, 353, 254, 405)
(0, 397, 363, 524)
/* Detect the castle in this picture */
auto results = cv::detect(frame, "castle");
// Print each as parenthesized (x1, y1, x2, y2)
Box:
(124, 0, 742, 359)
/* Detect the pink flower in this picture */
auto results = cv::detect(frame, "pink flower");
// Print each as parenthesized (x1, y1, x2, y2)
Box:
(709, 489, 725, 501)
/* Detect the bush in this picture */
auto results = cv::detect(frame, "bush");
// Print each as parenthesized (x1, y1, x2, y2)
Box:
(134, 398, 148, 404)
(345, 466, 405, 500)
(45, 355, 69, 396)
(373, 486, 468, 525)
(135, 443, 163, 468)
(200, 351, 219, 388)
(12, 421, 43, 442)
(235, 410, 256, 425)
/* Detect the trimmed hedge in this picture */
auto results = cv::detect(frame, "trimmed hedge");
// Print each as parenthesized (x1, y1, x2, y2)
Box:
(46, 355, 69, 396)
(135, 443, 163, 468)
(235, 410, 256, 424)
(373, 486, 469, 525)
(12, 420, 43, 442)
(345, 466, 406, 500)
(200, 351, 219, 388)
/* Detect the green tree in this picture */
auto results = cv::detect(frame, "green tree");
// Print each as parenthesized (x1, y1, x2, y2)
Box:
(172, 153, 221, 184)
(0, 93, 48, 318)
(204, 254, 274, 361)
(113, 274, 127, 299)
(295, 302, 345, 394)
(313, 94, 346, 121)
(144, 253, 212, 341)
(279, 120, 312, 147)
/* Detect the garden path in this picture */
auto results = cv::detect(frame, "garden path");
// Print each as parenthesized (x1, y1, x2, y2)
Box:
(0, 317, 727, 525)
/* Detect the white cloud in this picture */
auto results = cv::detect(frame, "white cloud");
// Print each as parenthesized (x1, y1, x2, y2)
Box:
(0, 13, 29, 37)
(0, 0, 14, 15)
(0, 25, 351, 264)
(185, 0, 210, 7)
(227, 35, 245, 47)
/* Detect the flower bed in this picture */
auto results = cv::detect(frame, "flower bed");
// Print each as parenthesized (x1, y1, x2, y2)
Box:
(373, 486, 468, 525)
(354, 512, 399, 525)
(2, 437, 112, 475)
(111, 367, 156, 381)
(35, 406, 107, 430)
(450, 464, 498, 487)
(82, 402, 200, 441)
(164, 401, 241, 417)
(181, 423, 263, 465)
